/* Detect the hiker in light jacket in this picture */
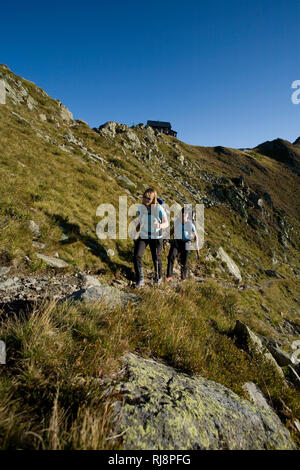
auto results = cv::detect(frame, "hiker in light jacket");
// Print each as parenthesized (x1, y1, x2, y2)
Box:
(166, 207, 199, 281)
(131, 188, 168, 287)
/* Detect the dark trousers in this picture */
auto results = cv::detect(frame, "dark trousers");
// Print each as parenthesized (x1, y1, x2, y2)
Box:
(167, 240, 190, 280)
(133, 238, 163, 281)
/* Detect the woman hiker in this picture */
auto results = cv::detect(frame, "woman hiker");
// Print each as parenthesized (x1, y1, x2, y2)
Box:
(131, 188, 169, 288)
(166, 207, 199, 282)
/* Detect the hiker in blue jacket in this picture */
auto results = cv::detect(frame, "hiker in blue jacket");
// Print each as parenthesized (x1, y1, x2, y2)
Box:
(132, 188, 168, 287)
(166, 207, 198, 281)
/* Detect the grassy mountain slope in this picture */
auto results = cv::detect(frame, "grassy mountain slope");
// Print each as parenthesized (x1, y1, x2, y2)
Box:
(0, 64, 299, 448)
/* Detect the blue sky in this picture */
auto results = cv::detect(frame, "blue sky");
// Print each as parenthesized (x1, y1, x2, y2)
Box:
(1, 0, 299, 147)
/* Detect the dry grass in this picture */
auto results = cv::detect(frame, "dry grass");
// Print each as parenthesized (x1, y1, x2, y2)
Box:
(0, 297, 133, 449)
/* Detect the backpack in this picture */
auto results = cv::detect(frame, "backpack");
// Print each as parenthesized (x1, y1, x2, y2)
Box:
(156, 197, 170, 242)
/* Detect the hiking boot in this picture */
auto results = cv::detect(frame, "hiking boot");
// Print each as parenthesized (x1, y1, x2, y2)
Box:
(165, 276, 173, 282)
(154, 277, 163, 286)
(135, 279, 145, 288)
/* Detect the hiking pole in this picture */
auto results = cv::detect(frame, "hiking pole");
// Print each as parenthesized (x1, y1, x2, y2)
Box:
(196, 249, 201, 269)
(155, 239, 159, 282)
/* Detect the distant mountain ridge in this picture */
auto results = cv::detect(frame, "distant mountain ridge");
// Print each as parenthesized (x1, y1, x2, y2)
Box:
(254, 138, 300, 173)
(293, 136, 300, 147)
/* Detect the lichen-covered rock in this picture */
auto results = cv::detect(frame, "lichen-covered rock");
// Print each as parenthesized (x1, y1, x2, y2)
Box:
(110, 353, 295, 450)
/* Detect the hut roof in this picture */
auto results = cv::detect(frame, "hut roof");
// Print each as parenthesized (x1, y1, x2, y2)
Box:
(147, 120, 172, 129)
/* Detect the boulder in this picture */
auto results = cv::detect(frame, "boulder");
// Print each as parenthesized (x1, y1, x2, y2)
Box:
(217, 247, 242, 282)
(177, 154, 185, 165)
(118, 174, 136, 187)
(87, 152, 105, 164)
(81, 275, 101, 289)
(109, 353, 295, 450)
(291, 340, 300, 365)
(28, 220, 42, 239)
(36, 253, 69, 268)
(76, 118, 88, 125)
(62, 285, 137, 308)
(233, 320, 285, 377)
(242, 382, 273, 412)
(287, 366, 300, 388)
(265, 343, 294, 367)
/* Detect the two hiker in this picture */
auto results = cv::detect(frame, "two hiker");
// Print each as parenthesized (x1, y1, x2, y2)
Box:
(131, 188, 199, 287)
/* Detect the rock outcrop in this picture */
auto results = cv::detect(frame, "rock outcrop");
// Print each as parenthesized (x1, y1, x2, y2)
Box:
(233, 320, 285, 377)
(0, 79, 6, 104)
(110, 353, 295, 450)
(55, 100, 73, 121)
(97, 121, 128, 138)
(217, 247, 242, 282)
